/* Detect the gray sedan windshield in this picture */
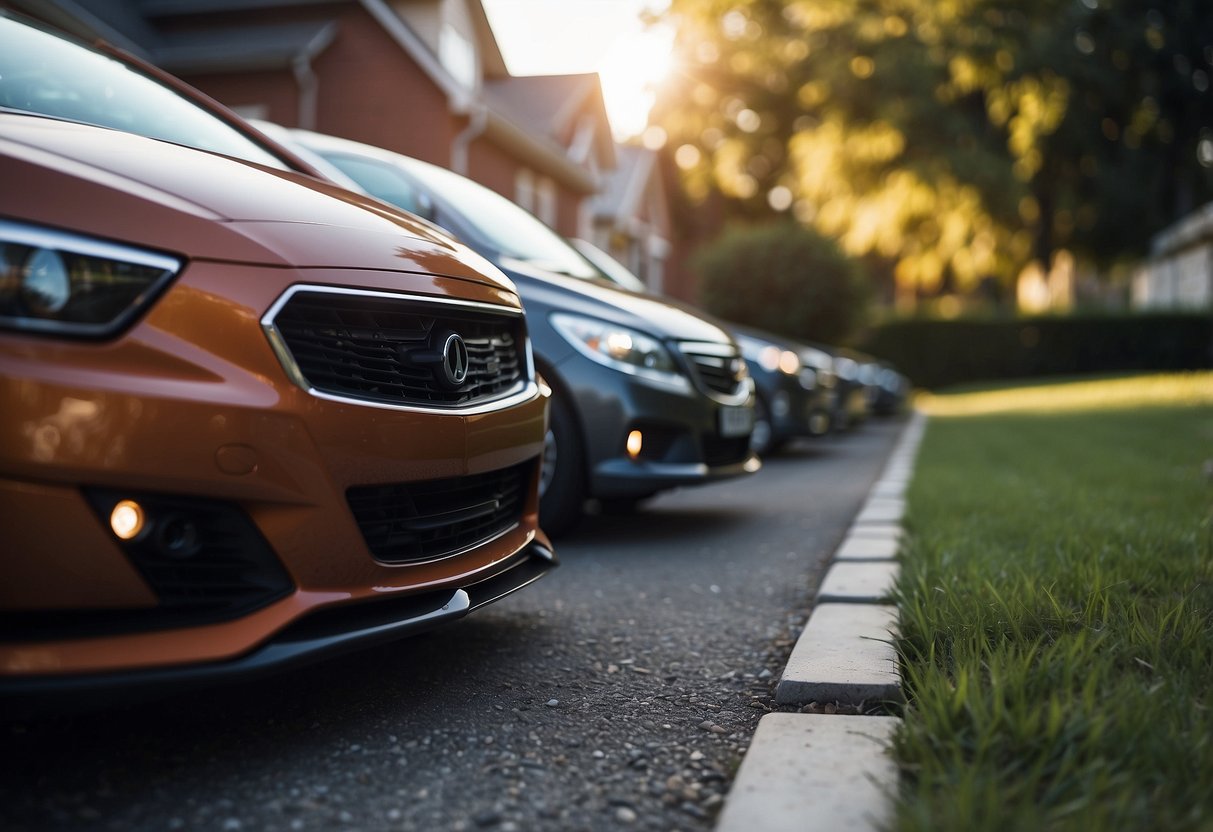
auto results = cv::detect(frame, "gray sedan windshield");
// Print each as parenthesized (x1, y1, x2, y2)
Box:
(322, 150, 598, 280)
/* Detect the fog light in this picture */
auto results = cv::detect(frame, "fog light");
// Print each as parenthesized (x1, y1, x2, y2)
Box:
(109, 499, 146, 540)
(626, 430, 643, 460)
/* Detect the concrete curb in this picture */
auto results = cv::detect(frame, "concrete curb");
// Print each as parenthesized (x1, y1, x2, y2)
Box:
(773, 604, 900, 706)
(714, 714, 900, 832)
(816, 561, 899, 604)
(715, 411, 927, 832)
(834, 534, 900, 561)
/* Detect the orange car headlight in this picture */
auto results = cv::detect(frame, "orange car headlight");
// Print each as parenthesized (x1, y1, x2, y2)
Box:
(0, 219, 181, 338)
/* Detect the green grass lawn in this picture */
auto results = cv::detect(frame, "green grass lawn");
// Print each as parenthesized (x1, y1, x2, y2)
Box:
(894, 373, 1213, 832)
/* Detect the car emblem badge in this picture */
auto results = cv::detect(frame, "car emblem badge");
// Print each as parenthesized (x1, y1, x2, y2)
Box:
(441, 332, 469, 387)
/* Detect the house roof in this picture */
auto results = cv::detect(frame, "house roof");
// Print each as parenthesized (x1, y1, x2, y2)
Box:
(139, 0, 335, 15)
(486, 73, 616, 170)
(486, 74, 598, 136)
(7, 0, 159, 53)
(154, 21, 338, 74)
(10, 0, 339, 64)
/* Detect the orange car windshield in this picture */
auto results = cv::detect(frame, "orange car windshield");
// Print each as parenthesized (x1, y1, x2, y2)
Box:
(0, 15, 287, 170)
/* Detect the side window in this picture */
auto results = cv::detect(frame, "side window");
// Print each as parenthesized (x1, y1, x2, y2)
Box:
(322, 154, 422, 215)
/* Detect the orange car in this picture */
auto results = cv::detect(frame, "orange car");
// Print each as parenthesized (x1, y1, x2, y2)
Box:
(0, 110, 554, 697)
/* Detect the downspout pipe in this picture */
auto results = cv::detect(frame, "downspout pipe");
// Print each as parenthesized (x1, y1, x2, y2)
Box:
(451, 102, 488, 176)
(290, 22, 337, 132)
(292, 53, 319, 131)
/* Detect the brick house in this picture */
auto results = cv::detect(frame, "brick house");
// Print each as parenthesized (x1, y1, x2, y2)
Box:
(584, 144, 673, 296)
(9, 0, 616, 239)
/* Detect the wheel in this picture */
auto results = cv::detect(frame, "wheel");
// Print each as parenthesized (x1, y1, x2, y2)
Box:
(749, 395, 781, 456)
(538, 393, 586, 537)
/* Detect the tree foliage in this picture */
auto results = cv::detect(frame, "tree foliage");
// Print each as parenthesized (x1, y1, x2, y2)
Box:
(653, 0, 1213, 298)
(693, 222, 870, 343)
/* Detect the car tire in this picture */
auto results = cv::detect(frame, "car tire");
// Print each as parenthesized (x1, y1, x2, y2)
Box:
(538, 393, 585, 537)
(749, 395, 779, 456)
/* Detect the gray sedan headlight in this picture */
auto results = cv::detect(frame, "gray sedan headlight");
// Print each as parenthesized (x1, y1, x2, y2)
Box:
(550, 312, 690, 393)
(0, 220, 181, 337)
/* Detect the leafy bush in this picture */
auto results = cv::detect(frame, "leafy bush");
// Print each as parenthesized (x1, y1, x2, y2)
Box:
(692, 222, 870, 344)
(862, 313, 1213, 388)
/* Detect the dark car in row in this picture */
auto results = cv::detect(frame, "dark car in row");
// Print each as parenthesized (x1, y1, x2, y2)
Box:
(561, 238, 908, 449)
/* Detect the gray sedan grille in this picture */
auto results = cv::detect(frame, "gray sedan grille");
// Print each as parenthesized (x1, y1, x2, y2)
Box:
(679, 342, 748, 398)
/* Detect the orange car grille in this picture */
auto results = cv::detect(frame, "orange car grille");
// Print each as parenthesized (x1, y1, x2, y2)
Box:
(273, 291, 526, 408)
(347, 461, 531, 564)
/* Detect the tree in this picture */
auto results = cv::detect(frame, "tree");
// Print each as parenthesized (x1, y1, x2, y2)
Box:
(653, 0, 1213, 302)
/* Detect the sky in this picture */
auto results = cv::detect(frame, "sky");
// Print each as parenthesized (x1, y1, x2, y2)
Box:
(481, 0, 673, 139)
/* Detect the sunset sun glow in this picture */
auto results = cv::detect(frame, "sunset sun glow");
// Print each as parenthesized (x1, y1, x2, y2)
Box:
(599, 24, 675, 138)
(482, 0, 673, 139)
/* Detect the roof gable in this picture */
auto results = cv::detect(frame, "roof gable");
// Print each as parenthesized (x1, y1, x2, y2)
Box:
(485, 73, 615, 169)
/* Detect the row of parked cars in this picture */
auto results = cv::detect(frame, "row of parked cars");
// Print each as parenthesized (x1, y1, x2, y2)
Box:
(253, 125, 908, 463)
(0, 12, 906, 705)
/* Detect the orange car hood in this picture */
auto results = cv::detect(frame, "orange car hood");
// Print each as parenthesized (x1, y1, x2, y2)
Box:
(0, 114, 513, 291)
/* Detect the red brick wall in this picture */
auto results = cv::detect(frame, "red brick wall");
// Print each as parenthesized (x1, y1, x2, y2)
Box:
(555, 187, 582, 239)
(465, 137, 515, 202)
(311, 8, 454, 166)
(177, 5, 455, 167)
(183, 68, 299, 126)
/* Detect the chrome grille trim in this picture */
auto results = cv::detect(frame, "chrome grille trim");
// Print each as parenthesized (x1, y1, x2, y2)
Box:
(262, 284, 538, 415)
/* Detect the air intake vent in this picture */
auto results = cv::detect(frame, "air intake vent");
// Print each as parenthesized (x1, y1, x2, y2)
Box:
(348, 461, 531, 564)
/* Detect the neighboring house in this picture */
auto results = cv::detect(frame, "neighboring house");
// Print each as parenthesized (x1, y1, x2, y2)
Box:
(584, 144, 671, 295)
(484, 73, 615, 235)
(1132, 202, 1213, 311)
(9, 0, 614, 239)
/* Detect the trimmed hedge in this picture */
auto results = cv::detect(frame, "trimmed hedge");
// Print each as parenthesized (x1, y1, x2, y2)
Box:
(693, 222, 870, 345)
(861, 313, 1213, 389)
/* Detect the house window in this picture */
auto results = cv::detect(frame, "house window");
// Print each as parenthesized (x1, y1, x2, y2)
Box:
(536, 177, 557, 228)
(439, 23, 477, 91)
(515, 168, 535, 212)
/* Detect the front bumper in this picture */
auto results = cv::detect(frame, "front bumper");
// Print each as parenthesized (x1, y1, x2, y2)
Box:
(0, 262, 552, 683)
(0, 539, 554, 704)
(554, 354, 760, 499)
